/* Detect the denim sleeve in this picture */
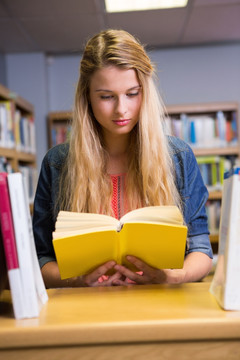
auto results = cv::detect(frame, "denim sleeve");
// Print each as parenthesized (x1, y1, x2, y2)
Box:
(171, 137, 213, 259)
(33, 154, 57, 268)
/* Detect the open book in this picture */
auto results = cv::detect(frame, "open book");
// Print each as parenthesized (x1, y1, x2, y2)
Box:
(53, 206, 188, 279)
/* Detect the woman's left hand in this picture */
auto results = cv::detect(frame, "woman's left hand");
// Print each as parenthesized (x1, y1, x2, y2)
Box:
(112, 252, 213, 286)
(112, 255, 187, 285)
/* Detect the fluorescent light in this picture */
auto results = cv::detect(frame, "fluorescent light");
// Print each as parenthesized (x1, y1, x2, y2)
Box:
(105, 0, 188, 13)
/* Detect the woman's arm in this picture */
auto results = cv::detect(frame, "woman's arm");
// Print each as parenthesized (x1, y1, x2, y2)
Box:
(41, 261, 80, 288)
(41, 260, 122, 288)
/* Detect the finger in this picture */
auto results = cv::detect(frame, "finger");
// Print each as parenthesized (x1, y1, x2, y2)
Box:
(84, 260, 116, 286)
(109, 271, 125, 281)
(111, 279, 129, 286)
(90, 272, 123, 287)
(126, 256, 169, 284)
(114, 264, 146, 284)
(126, 255, 153, 272)
(103, 271, 125, 286)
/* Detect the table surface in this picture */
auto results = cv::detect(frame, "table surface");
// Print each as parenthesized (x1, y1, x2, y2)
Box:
(1, 282, 240, 349)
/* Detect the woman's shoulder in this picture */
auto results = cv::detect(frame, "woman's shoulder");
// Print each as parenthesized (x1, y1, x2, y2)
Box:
(43, 143, 69, 168)
(167, 135, 193, 156)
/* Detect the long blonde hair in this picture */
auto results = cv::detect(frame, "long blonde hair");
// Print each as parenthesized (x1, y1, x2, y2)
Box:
(57, 29, 182, 216)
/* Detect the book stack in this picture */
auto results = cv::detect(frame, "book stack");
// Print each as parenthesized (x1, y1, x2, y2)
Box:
(0, 172, 48, 319)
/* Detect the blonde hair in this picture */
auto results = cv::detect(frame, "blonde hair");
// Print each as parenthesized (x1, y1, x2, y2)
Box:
(57, 29, 182, 216)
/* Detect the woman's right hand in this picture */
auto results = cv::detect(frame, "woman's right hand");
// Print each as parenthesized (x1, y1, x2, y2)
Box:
(82, 260, 125, 287)
(41, 260, 120, 288)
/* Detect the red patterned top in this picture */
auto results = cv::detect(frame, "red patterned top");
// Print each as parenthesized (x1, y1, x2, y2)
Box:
(110, 173, 127, 220)
(98, 173, 141, 284)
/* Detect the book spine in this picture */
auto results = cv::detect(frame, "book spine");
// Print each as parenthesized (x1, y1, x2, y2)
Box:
(22, 177, 48, 306)
(224, 168, 240, 310)
(0, 172, 26, 319)
(8, 269, 26, 319)
(0, 173, 18, 270)
(8, 172, 39, 318)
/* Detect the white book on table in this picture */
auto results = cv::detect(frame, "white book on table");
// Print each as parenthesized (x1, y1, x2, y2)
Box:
(210, 166, 240, 310)
(8, 172, 47, 318)
(22, 174, 48, 307)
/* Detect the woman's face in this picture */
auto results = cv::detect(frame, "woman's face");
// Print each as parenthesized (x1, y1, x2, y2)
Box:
(89, 65, 142, 141)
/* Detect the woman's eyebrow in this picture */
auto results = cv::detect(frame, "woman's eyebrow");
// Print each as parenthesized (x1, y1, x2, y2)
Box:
(95, 89, 112, 92)
(95, 85, 141, 92)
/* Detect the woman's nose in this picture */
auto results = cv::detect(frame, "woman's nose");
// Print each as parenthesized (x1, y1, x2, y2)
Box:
(115, 97, 127, 116)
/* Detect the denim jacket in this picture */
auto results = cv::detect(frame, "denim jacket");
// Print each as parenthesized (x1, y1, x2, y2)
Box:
(33, 136, 213, 268)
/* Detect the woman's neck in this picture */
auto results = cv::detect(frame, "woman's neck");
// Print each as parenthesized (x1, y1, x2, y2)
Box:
(104, 133, 130, 157)
(104, 135, 130, 175)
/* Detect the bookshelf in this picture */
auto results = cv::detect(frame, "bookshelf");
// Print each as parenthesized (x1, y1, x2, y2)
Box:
(0, 83, 37, 205)
(47, 102, 240, 247)
(47, 111, 72, 148)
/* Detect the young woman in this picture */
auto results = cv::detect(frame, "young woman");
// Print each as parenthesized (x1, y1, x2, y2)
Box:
(33, 29, 213, 288)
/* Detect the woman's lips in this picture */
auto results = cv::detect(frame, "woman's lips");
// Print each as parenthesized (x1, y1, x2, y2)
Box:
(113, 119, 131, 126)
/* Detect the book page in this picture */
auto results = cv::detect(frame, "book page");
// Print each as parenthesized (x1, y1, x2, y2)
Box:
(120, 222, 187, 270)
(53, 225, 116, 239)
(120, 206, 183, 226)
(56, 211, 119, 229)
(53, 228, 119, 279)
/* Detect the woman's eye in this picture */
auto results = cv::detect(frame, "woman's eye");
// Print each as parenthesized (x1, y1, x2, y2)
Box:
(100, 95, 113, 100)
(127, 92, 139, 97)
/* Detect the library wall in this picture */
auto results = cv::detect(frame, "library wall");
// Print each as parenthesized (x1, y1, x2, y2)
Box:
(4, 42, 240, 168)
(6, 53, 49, 171)
(47, 55, 79, 112)
(0, 54, 6, 86)
(151, 43, 240, 105)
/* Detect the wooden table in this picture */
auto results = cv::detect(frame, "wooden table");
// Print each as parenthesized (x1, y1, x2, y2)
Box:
(0, 282, 240, 359)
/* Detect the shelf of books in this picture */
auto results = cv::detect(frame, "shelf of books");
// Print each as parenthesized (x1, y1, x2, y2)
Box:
(0, 83, 38, 205)
(47, 102, 240, 248)
(47, 111, 72, 148)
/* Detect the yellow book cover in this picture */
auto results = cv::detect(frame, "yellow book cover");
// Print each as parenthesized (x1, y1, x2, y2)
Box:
(52, 206, 188, 279)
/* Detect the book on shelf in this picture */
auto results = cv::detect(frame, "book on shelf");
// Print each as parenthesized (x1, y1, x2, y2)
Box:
(210, 166, 240, 310)
(0, 101, 15, 149)
(205, 200, 221, 236)
(19, 165, 38, 204)
(18, 114, 36, 154)
(196, 155, 235, 192)
(197, 156, 225, 191)
(0, 172, 48, 319)
(51, 124, 71, 147)
(0, 156, 13, 173)
(53, 206, 188, 280)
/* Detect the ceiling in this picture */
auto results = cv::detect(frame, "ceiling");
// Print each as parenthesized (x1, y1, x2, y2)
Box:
(0, 0, 240, 54)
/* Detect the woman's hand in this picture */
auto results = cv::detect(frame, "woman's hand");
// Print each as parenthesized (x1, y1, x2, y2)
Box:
(112, 252, 213, 286)
(82, 260, 126, 287)
(112, 256, 186, 285)
(42, 260, 124, 288)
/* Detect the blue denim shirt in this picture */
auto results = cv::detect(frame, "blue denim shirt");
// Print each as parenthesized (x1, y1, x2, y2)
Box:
(33, 136, 213, 268)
